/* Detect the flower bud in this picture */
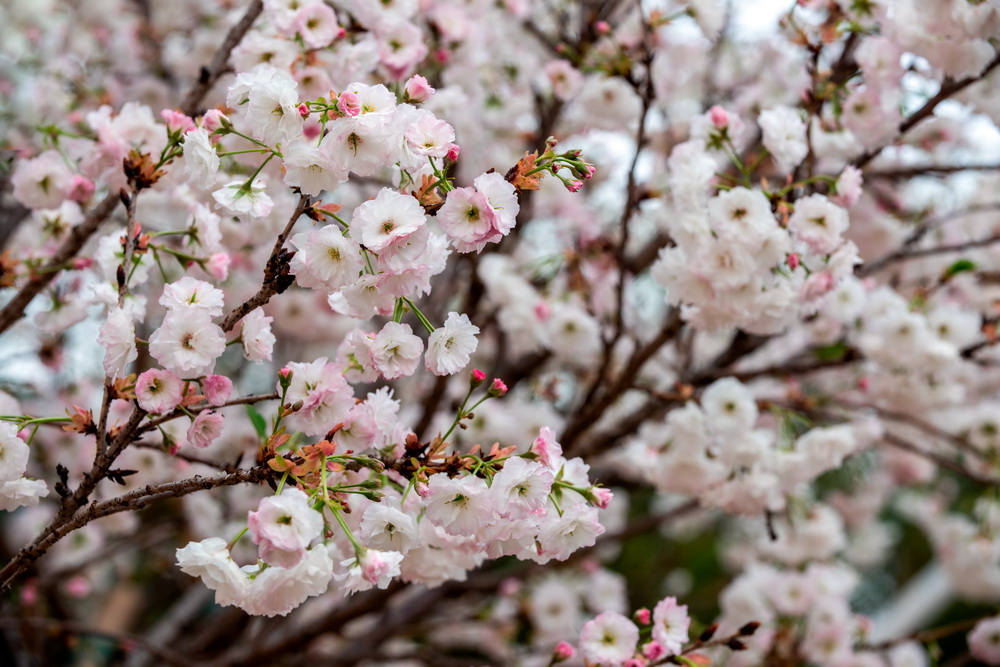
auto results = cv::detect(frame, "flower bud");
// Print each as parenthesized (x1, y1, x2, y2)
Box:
(160, 109, 195, 134)
(404, 74, 435, 103)
(470, 368, 486, 387)
(709, 105, 729, 129)
(552, 642, 575, 662)
(634, 608, 651, 624)
(201, 109, 230, 132)
(487, 378, 508, 397)
(642, 641, 665, 660)
(68, 175, 95, 203)
(590, 486, 613, 509)
(278, 367, 294, 389)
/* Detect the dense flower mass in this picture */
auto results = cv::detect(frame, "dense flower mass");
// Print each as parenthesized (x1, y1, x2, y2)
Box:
(4, 0, 1000, 664)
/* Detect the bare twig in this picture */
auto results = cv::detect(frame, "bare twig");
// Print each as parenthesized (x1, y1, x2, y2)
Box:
(851, 52, 1000, 171)
(859, 233, 1000, 277)
(0, 467, 271, 590)
(178, 0, 265, 117)
(218, 194, 309, 333)
(0, 193, 118, 336)
(0, 617, 189, 667)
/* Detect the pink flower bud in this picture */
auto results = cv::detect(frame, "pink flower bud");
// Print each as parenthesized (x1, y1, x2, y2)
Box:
(471, 368, 487, 386)
(360, 550, 392, 584)
(21, 581, 38, 606)
(337, 91, 362, 117)
(635, 608, 651, 624)
(446, 143, 461, 162)
(801, 272, 834, 300)
(66, 576, 91, 598)
(642, 641, 666, 660)
(434, 48, 450, 64)
(568, 179, 584, 192)
(206, 253, 230, 281)
(404, 74, 435, 103)
(858, 376, 870, 391)
(553, 642, 576, 662)
(202, 375, 233, 406)
(623, 659, 647, 667)
(303, 120, 322, 141)
(336, 26, 347, 40)
(160, 109, 196, 134)
(499, 577, 521, 596)
(709, 105, 729, 129)
(201, 109, 229, 133)
(595, 20, 611, 34)
(488, 378, 508, 397)
(68, 175, 95, 202)
(583, 164, 596, 179)
(590, 487, 613, 509)
(297, 103, 310, 118)
(72, 257, 94, 270)
(786, 252, 799, 270)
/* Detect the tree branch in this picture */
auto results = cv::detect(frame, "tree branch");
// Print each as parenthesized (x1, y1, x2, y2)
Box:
(178, 0, 265, 117)
(0, 193, 119, 336)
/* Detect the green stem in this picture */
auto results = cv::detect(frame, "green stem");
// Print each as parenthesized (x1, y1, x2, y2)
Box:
(330, 505, 364, 554)
(275, 470, 290, 495)
(402, 298, 435, 333)
(218, 148, 271, 156)
(227, 527, 249, 551)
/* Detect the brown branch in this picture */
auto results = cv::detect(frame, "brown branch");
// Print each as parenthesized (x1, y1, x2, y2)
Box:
(219, 194, 309, 333)
(859, 233, 1000, 277)
(865, 163, 1000, 179)
(0, 467, 271, 590)
(851, 51, 1000, 171)
(132, 441, 232, 470)
(138, 391, 280, 435)
(880, 433, 998, 486)
(0, 617, 189, 667)
(178, 0, 265, 117)
(861, 615, 980, 652)
(834, 398, 988, 462)
(0, 406, 148, 590)
(562, 311, 682, 456)
(694, 347, 860, 384)
(0, 192, 119, 336)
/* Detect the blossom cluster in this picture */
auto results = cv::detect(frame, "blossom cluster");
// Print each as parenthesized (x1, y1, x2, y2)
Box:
(177, 418, 609, 617)
(5, 0, 1000, 663)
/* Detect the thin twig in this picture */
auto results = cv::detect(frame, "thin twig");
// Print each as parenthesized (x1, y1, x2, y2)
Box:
(0, 617, 189, 667)
(218, 194, 309, 333)
(0, 193, 118, 336)
(178, 0, 265, 117)
(851, 52, 1000, 171)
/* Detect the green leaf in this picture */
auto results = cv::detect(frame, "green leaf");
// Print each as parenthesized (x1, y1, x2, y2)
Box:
(942, 258, 976, 281)
(246, 404, 267, 439)
(814, 341, 848, 362)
